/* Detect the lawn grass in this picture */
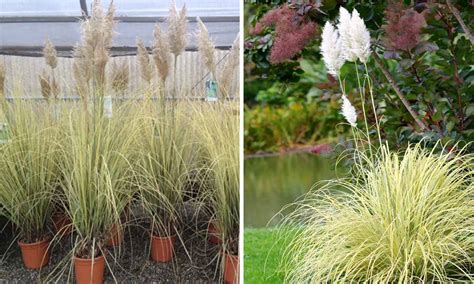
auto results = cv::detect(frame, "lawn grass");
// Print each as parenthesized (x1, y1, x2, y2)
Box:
(244, 228, 288, 284)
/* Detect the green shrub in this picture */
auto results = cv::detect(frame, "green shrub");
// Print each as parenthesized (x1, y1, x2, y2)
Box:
(244, 101, 345, 153)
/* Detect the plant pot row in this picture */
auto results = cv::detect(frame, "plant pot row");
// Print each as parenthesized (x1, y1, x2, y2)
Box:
(15, 223, 238, 283)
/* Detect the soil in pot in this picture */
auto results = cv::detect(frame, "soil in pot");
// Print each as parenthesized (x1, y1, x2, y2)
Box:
(53, 213, 72, 237)
(74, 254, 106, 284)
(150, 235, 177, 262)
(208, 221, 222, 245)
(18, 237, 51, 269)
(224, 253, 239, 284)
(106, 224, 123, 247)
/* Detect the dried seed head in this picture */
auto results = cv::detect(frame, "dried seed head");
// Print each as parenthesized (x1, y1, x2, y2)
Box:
(39, 71, 52, 100)
(111, 60, 129, 94)
(43, 38, 58, 69)
(218, 34, 240, 98)
(104, 0, 116, 50)
(137, 39, 152, 84)
(168, 0, 187, 56)
(152, 24, 171, 83)
(51, 77, 60, 99)
(196, 17, 216, 78)
(73, 45, 92, 96)
(72, 0, 115, 97)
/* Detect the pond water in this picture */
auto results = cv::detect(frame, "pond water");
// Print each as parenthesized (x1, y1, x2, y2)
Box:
(244, 153, 338, 228)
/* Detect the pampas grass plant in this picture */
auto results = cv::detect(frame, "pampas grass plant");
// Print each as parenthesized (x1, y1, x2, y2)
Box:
(134, 101, 196, 237)
(60, 105, 138, 258)
(279, 143, 474, 282)
(278, 7, 473, 284)
(193, 103, 239, 254)
(0, 100, 60, 243)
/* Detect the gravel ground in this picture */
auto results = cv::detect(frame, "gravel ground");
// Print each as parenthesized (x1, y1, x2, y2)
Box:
(0, 205, 224, 283)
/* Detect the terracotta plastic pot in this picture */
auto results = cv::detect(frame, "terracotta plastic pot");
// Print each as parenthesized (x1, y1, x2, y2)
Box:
(74, 255, 106, 284)
(53, 213, 72, 237)
(150, 235, 176, 262)
(18, 238, 51, 269)
(208, 221, 222, 244)
(106, 224, 123, 247)
(224, 253, 239, 284)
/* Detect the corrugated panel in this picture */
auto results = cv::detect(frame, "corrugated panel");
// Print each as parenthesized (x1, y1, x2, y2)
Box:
(0, 50, 239, 99)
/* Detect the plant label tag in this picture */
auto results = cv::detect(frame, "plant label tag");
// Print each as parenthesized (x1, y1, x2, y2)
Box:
(104, 96, 113, 118)
(206, 80, 218, 102)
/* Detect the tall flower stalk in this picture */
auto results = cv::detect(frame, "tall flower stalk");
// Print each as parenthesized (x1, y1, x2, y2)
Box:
(321, 7, 382, 154)
(167, 0, 187, 102)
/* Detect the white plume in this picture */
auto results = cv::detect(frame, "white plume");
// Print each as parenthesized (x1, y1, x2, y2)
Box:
(341, 95, 357, 127)
(337, 7, 371, 63)
(349, 9, 371, 63)
(321, 22, 345, 76)
(337, 7, 357, 62)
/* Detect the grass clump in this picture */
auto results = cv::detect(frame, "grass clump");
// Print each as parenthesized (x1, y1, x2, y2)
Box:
(60, 106, 138, 258)
(194, 103, 240, 254)
(279, 143, 474, 283)
(135, 103, 197, 237)
(0, 101, 61, 243)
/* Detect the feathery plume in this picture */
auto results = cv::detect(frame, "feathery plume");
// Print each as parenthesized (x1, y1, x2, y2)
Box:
(218, 34, 240, 98)
(337, 7, 357, 62)
(349, 10, 371, 63)
(72, 0, 115, 97)
(39, 71, 52, 101)
(43, 38, 58, 69)
(320, 22, 345, 76)
(341, 95, 357, 127)
(196, 17, 216, 78)
(152, 24, 171, 83)
(111, 60, 129, 94)
(137, 39, 152, 84)
(104, 0, 116, 49)
(168, 0, 187, 56)
(337, 7, 371, 63)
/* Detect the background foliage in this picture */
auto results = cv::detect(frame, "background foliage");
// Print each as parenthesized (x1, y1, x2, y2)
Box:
(244, 0, 473, 153)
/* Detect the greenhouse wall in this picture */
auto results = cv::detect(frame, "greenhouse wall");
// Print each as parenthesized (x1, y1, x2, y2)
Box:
(0, 50, 238, 99)
(0, 0, 240, 98)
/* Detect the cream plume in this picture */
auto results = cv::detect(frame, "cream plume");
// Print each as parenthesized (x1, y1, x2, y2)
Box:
(320, 22, 345, 76)
(168, 0, 187, 56)
(218, 34, 240, 98)
(152, 24, 171, 83)
(43, 38, 58, 69)
(337, 7, 371, 63)
(136, 39, 152, 84)
(341, 95, 357, 127)
(349, 9, 371, 63)
(196, 17, 216, 78)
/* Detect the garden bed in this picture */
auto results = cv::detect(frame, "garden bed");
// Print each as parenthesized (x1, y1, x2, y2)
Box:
(0, 203, 222, 283)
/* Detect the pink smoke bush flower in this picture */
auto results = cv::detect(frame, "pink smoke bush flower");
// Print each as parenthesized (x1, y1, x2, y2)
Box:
(251, 4, 318, 64)
(384, 2, 426, 51)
